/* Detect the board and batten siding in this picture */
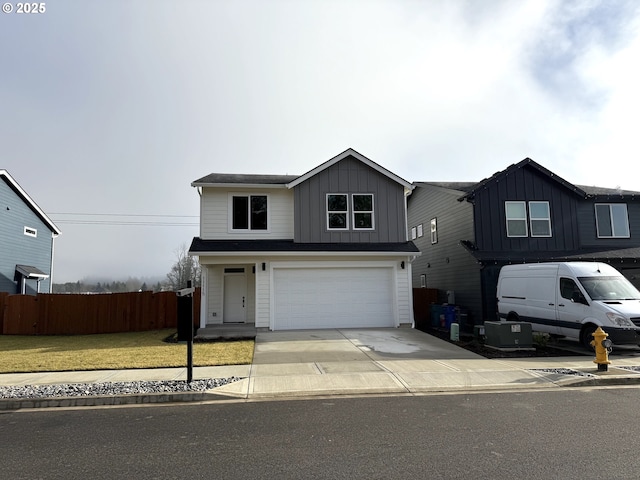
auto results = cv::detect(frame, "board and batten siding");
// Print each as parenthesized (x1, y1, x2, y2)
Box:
(576, 200, 640, 248)
(0, 179, 54, 293)
(293, 156, 407, 243)
(408, 184, 483, 324)
(472, 167, 581, 253)
(199, 187, 294, 240)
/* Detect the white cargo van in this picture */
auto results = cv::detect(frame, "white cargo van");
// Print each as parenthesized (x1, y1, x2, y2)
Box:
(497, 262, 640, 348)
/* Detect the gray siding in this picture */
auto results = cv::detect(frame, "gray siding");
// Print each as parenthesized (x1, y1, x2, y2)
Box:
(473, 167, 580, 253)
(293, 156, 406, 243)
(408, 184, 483, 324)
(0, 179, 54, 293)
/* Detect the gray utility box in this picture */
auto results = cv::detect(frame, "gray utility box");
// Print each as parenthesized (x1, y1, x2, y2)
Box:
(484, 321, 533, 348)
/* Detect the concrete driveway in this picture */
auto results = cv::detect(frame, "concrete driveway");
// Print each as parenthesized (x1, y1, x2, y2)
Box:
(252, 328, 484, 364)
(235, 327, 569, 398)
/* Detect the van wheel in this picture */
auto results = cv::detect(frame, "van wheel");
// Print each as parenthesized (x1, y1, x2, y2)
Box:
(580, 324, 597, 350)
(506, 313, 519, 322)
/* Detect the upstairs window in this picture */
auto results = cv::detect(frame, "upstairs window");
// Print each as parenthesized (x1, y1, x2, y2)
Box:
(24, 226, 37, 238)
(505, 201, 527, 237)
(327, 194, 348, 229)
(232, 195, 268, 230)
(595, 203, 629, 238)
(430, 218, 437, 244)
(506, 201, 552, 238)
(352, 194, 374, 229)
(529, 201, 551, 237)
(327, 193, 376, 231)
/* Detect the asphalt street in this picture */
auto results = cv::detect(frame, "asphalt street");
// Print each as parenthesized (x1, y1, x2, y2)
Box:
(2, 387, 640, 479)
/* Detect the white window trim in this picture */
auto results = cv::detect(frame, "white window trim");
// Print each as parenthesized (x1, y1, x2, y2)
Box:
(227, 193, 270, 233)
(24, 226, 37, 238)
(352, 193, 375, 230)
(430, 218, 437, 244)
(595, 203, 630, 238)
(528, 201, 552, 238)
(505, 201, 528, 238)
(417, 224, 423, 238)
(411, 227, 417, 240)
(327, 193, 349, 230)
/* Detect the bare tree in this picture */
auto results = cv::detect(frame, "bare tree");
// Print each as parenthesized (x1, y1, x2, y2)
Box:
(166, 244, 201, 290)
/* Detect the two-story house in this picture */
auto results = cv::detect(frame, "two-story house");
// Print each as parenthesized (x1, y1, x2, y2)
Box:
(189, 149, 419, 331)
(408, 158, 640, 327)
(1, 170, 61, 294)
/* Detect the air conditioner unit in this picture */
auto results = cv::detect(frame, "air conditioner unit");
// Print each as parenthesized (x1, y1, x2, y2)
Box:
(484, 321, 533, 348)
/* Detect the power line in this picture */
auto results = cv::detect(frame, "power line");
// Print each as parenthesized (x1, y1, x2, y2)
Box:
(52, 220, 199, 226)
(49, 212, 199, 218)
(48, 212, 199, 227)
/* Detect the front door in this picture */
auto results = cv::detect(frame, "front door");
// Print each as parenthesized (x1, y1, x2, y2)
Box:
(224, 274, 246, 323)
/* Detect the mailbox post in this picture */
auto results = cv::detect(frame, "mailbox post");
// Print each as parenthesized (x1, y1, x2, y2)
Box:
(177, 281, 195, 383)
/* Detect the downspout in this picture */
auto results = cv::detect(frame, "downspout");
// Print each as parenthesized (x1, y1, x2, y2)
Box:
(49, 232, 57, 293)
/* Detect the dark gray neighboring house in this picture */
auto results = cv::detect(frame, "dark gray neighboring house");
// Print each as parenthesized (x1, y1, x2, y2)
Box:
(0, 170, 61, 294)
(408, 158, 640, 327)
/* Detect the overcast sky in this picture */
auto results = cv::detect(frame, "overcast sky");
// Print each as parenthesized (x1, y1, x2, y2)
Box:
(2, 0, 639, 283)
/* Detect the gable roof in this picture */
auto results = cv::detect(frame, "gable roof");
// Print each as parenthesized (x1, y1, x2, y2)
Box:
(286, 148, 414, 192)
(458, 158, 587, 202)
(0, 170, 61, 235)
(192, 148, 414, 193)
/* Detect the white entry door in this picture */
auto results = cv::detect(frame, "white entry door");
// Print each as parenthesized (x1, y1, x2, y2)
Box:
(224, 274, 246, 323)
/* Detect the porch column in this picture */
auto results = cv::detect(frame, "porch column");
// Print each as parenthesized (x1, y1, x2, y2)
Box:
(200, 266, 208, 329)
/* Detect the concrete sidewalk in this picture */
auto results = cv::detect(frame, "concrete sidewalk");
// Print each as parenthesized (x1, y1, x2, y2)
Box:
(2, 328, 640, 409)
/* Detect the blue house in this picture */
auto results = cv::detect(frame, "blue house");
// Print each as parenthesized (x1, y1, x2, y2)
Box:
(0, 170, 61, 294)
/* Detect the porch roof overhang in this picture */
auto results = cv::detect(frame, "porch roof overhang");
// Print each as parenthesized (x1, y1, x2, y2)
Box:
(460, 242, 640, 265)
(15, 264, 49, 279)
(189, 238, 420, 257)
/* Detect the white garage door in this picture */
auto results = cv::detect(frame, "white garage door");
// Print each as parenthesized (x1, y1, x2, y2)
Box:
(273, 267, 395, 330)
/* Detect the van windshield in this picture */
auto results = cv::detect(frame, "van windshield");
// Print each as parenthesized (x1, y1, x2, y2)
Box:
(578, 276, 640, 301)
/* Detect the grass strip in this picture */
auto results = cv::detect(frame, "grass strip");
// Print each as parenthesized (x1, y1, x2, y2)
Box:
(0, 329, 254, 373)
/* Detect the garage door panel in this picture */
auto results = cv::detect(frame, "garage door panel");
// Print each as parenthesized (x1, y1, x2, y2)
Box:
(273, 267, 394, 330)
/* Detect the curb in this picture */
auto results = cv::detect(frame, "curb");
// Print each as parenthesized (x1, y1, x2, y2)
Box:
(0, 391, 229, 411)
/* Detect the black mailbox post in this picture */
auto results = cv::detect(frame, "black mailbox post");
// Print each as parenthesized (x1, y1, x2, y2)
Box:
(176, 282, 195, 383)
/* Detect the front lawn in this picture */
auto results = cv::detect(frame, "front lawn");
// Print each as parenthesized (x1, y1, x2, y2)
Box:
(0, 329, 254, 373)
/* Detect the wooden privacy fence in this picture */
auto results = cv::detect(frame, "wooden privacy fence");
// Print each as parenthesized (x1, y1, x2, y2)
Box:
(0, 290, 201, 335)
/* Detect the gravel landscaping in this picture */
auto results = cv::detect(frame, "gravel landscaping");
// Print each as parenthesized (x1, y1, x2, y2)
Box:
(0, 377, 243, 400)
(529, 368, 594, 377)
